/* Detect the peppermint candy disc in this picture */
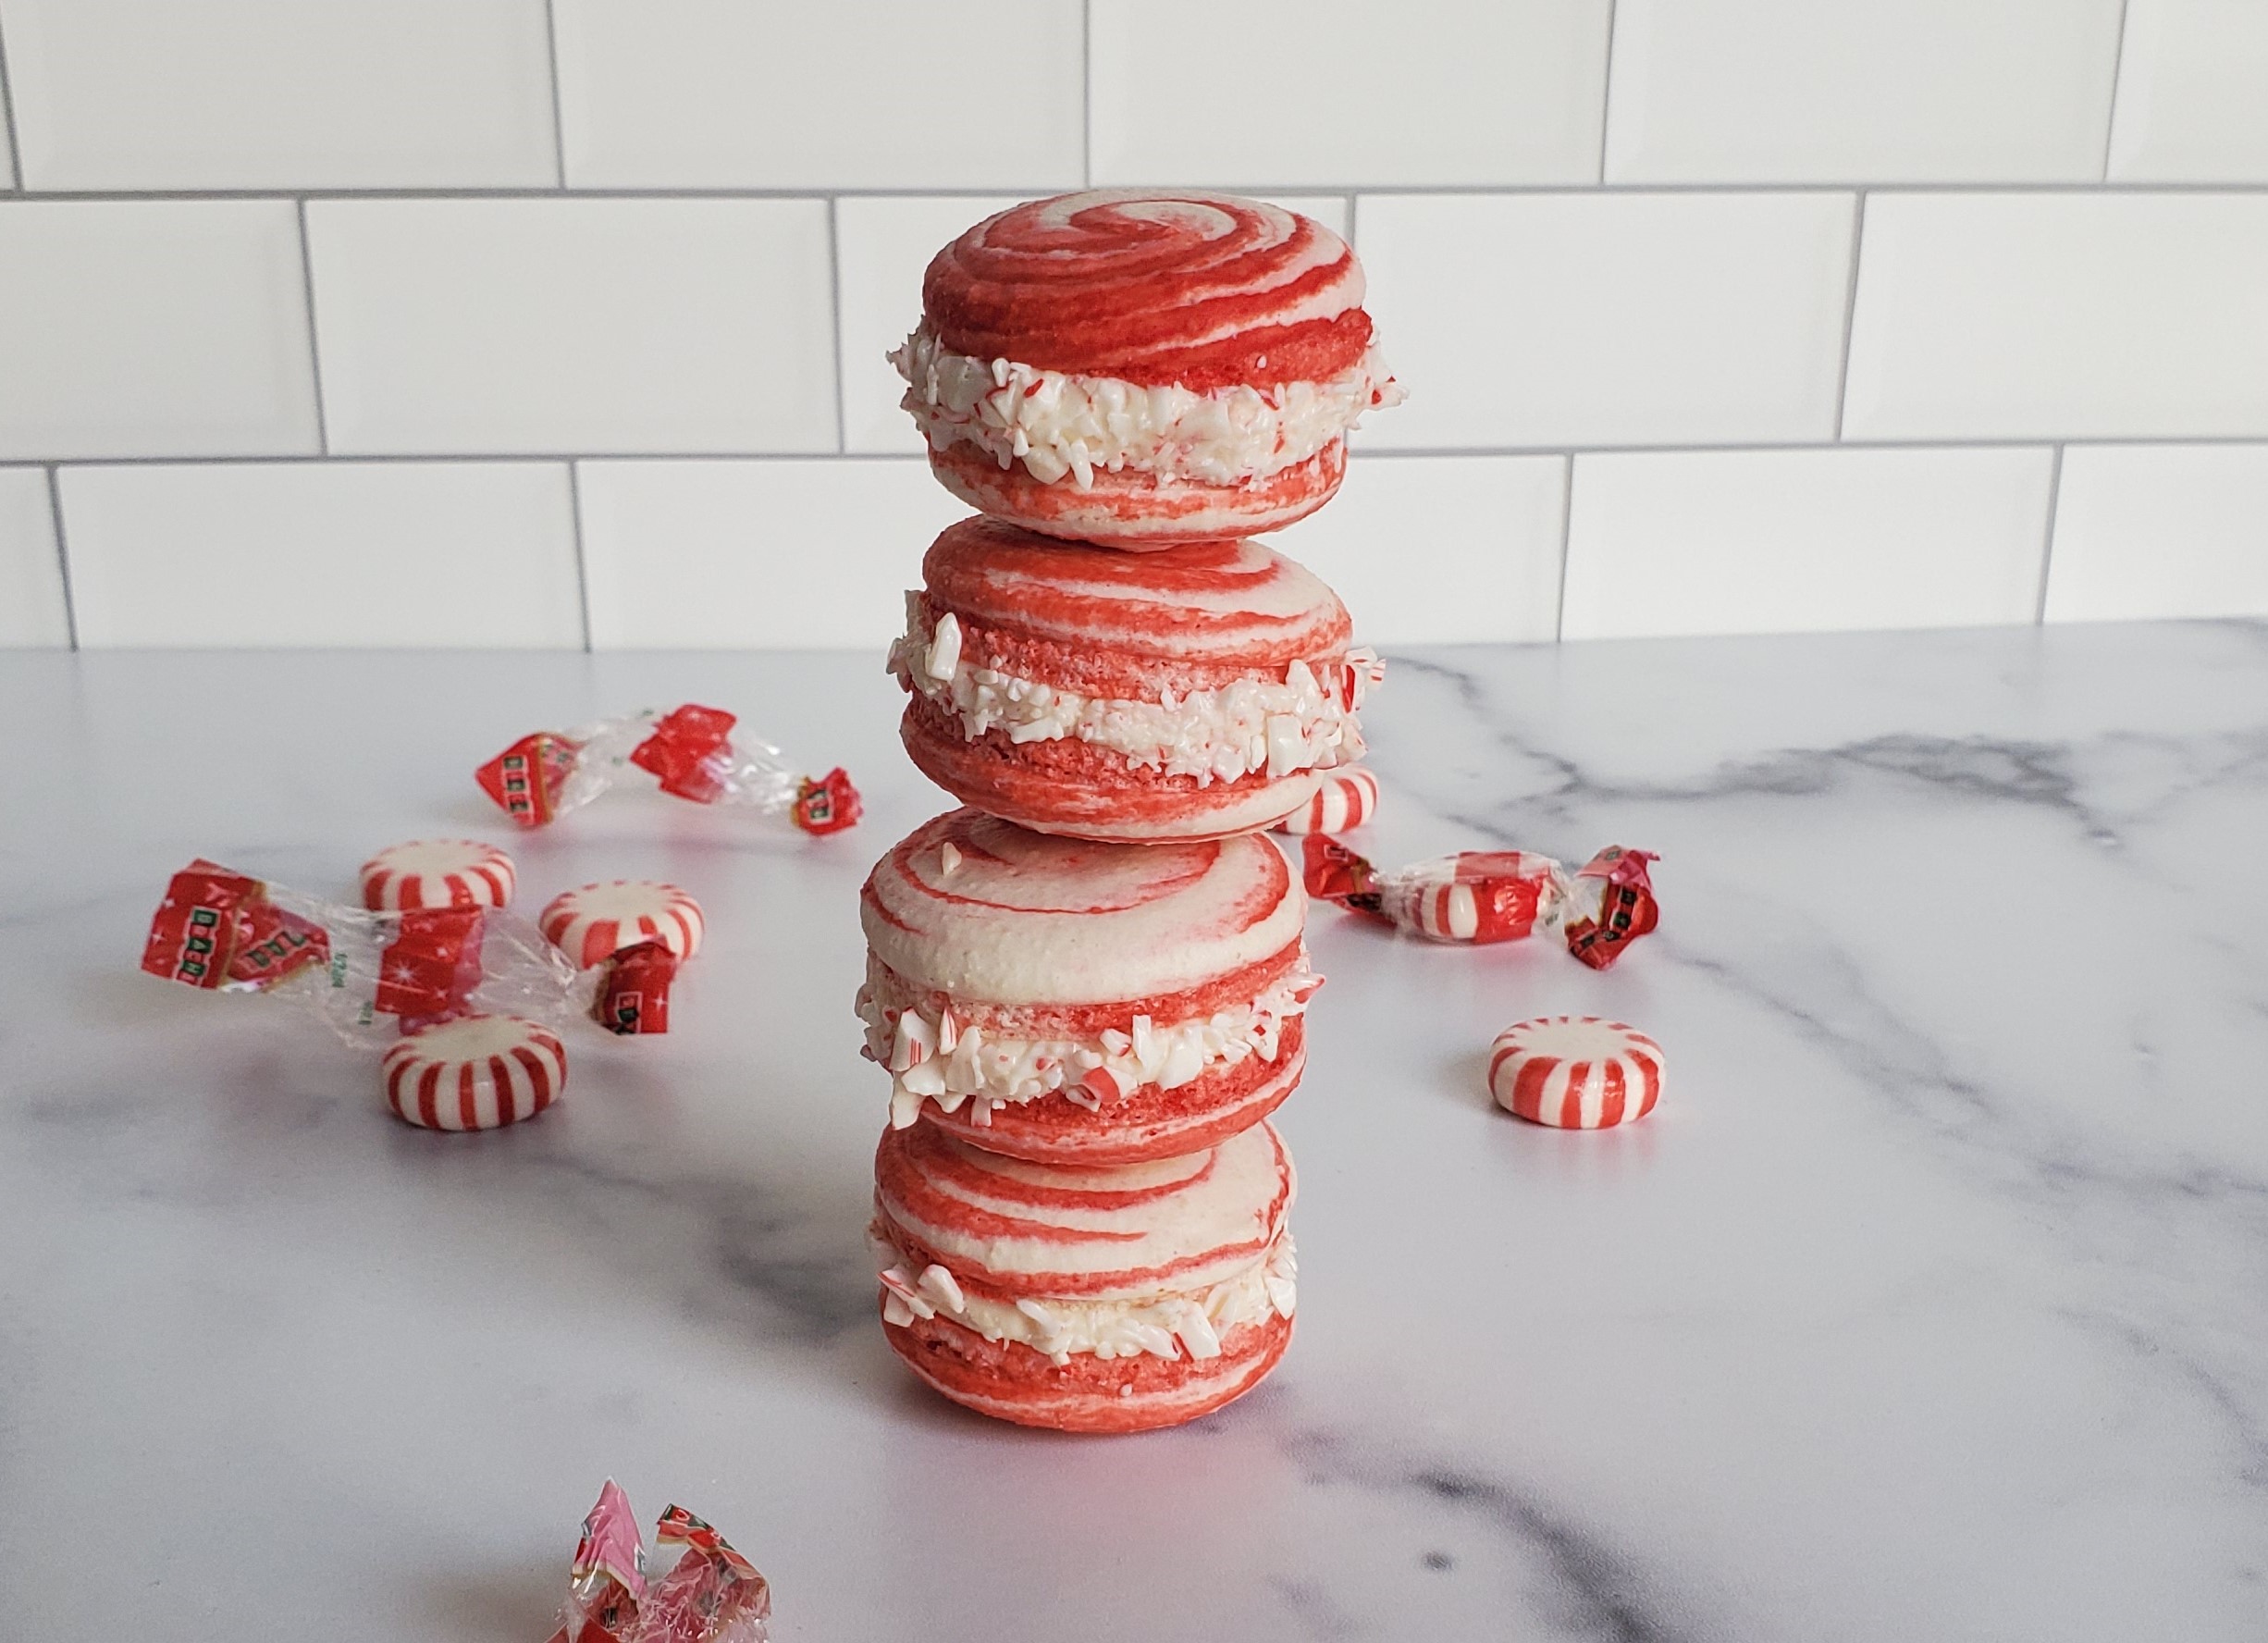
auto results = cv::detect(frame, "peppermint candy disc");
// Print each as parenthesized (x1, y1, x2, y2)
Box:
(1488, 1017, 1664, 1130)
(382, 1015, 564, 1131)
(359, 838, 516, 910)
(1275, 768, 1378, 835)
(539, 880, 705, 970)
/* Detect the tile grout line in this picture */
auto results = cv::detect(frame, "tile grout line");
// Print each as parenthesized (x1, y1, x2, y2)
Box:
(1554, 452, 1576, 641)
(295, 199, 331, 454)
(45, 465, 78, 649)
(1831, 191, 1867, 441)
(0, 11, 21, 191)
(2101, 0, 2133, 182)
(542, 0, 569, 189)
(1080, 0, 1092, 187)
(827, 196, 847, 453)
(2034, 444, 2065, 624)
(565, 460, 593, 651)
(1344, 191, 1357, 250)
(1596, 0, 1619, 184)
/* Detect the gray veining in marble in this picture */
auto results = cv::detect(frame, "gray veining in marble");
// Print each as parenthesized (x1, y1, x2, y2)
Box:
(1, 622, 2264, 1640)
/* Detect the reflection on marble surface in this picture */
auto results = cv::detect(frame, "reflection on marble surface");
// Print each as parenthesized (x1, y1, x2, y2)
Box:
(2, 623, 2265, 1640)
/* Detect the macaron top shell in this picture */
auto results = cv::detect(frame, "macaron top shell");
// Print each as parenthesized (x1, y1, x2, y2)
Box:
(922, 190, 1373, 391)
(861, 809, 1303, 1008)
(874, 1118, 1294, 1303)
(918, 519, 1350, 668)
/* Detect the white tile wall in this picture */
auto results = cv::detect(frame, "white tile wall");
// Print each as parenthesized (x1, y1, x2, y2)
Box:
(305, 199, 836, 455)
(1090, 0, 1610, 188)
(2107, 0, 2268, 182)
(1605, 0, 2125, 183)
(60, 463, 582, 647)
(1843, 193, 2268, 440)
(1355, 191, 1854, 449)
(0, 0, 557, 191)
(578, 458, 971, 649)
(1, 8, 2264, 649)
(836, 192, 1350, 458)
(0, 200, 318, 460)
(1561, 448, 2053, 638)
(0, 466, 68, 645)
(1264, 455, 1566, 646)
(553, 1, 1082, 191)
(2045, 445, 2268, 622)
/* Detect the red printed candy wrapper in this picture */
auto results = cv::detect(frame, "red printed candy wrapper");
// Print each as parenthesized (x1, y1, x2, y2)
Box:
(548, 1483, 770, 1643)
(140, 859, 587, 1044)
(477, 703, 860, 836)
(1302, 835, 1660, 969)
(595, 940, 678, 1036)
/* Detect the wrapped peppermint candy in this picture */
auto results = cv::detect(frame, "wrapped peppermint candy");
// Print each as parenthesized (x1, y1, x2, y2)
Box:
(1301, 835, 1660, 970)
(547, 1481, 771, 1643)
(138, 859, 588, 1044)
(476, 703, 860, 834)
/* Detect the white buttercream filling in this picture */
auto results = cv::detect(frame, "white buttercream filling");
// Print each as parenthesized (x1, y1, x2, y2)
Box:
(857, 951, 1319, 1131)
(889, 324, 1404, 489)
(890, 605, 1379, 787)
(875, 1229, 1298, 1365)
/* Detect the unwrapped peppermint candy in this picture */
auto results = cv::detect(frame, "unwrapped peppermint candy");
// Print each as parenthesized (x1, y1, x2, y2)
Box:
(139, 859, 587, 1044)
(547, 1480, 770, 1643)
(477, 702, 860, 834)
(1302, 835, 1660, 970)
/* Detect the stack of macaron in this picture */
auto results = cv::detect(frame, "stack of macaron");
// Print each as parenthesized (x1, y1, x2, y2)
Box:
(861, 190, 1399, 1433)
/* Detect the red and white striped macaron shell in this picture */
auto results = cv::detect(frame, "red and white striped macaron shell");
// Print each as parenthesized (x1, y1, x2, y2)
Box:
(874, 1118, 1294, 1302)
(539, 881, 705, 970)
(381, 1014, 565, 1131)
(359, 838, 516, 910)
(1488, 1016, 1664, 1130)
(1274, 767, 1378, 834)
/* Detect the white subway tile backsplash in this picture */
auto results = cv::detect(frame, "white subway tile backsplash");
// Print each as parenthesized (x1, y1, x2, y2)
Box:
(2106, 0, 2268, 182)
(578, 459, 969, 649)
(0, 467, 68, 646)
(1562, 447, 2052, 638)
(554, 1, 1081, 191)
(1843, 193, 2268, 440)
(1356, 192, 1853, 450)
(1091, 0, 1609, 188)
(2045, 445, 2268, 622)
(836, 193, 1351, 458)
(306, 200, 836, 456)
(1263, 455, 1566, 646)
(1605, 0, 2124, 183)
(60, 462, 582, 647)
(0, 61, 17, 189)
(0, 0, 556, 191)
(0, 201, 319, 460)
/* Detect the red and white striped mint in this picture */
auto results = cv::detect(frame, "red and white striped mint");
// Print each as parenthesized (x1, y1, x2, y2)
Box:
(1488, 1016, 1664, 1130)
(539, 880, 705, 970)
(359, 838, 516, 910)
(381, 1014, 564, 1131)
(1274, 767, 1379, 835)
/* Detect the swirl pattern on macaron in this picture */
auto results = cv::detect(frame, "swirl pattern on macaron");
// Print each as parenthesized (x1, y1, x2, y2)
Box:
(891, 191, 1402, 546)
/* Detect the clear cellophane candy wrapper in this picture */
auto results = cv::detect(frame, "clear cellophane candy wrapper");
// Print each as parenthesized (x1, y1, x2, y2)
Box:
(548, 1480, 771, 1643)
(477, 703, 860, 834)
(1301, 834, 1660, 970)
(139, 859, 589, 1044)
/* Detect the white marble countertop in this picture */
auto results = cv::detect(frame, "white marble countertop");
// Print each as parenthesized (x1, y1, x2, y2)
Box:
(4, 623, 2266, 1641)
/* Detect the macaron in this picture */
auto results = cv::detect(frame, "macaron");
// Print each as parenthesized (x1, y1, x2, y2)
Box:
(891, 518, 1376, 842)
(872, 1118, 1298, 1433)
(891, 190, 1402, 548)
(857, 809, 1315, 1166)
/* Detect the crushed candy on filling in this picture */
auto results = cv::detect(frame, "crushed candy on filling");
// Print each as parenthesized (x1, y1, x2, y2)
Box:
(889, 604, 1381, 786)
(890, 323, 1404, 489)
(874, 1228, 1298, 1365)
(856, 949, 1320, 1131)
